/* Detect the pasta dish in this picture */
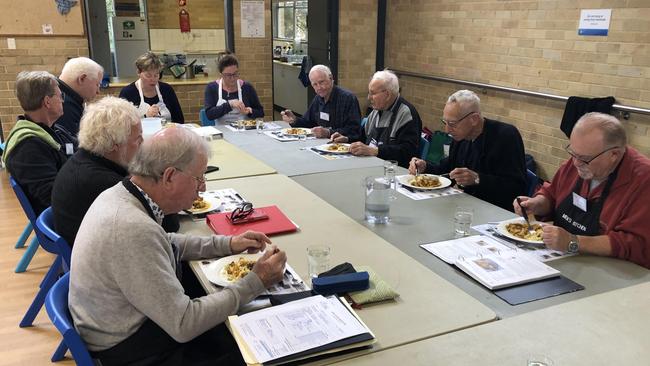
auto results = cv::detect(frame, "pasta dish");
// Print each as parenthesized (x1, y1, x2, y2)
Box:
(410, 175, 441, 188)
(284, 128, 309, 135)
(326, 143, 350, 152)
(225, 257, 256, 281)
(506, 223, 543, 241)
(238, 120, 256, 127)
(191, 197, 210, 211)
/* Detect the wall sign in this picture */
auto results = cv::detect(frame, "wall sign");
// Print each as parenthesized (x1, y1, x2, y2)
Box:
(241, 0, 265, 38)
(578, 9, 611, 36)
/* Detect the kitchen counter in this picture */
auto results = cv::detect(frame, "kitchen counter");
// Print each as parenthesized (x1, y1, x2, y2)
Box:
(272, 59, 302, 68)
(108, 74, 215, 88)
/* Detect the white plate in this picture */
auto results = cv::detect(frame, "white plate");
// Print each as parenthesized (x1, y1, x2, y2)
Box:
(397, 174, 452, 190)
(496, 218, 544, 245)
(204, 253, 262, 287)
(313, 143, 351, 154)
(281, 127, 312, 136)
(179, 195, 221, 215)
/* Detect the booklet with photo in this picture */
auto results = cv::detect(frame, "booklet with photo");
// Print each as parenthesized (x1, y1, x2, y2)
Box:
(421, 236, 560, 290)
(226, 295, 375, 365)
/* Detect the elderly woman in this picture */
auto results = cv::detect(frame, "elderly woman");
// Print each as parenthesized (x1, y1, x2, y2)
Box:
(204, 51, 263, 124)
(119, 52, 185, 123)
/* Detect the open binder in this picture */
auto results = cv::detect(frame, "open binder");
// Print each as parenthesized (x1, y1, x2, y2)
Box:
(226, 295, 375, 365)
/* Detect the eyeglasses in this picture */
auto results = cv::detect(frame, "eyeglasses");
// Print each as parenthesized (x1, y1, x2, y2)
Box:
(440, 111, 476, 128)
(565, 144, 620, 165)
(368, 89, 387, 97)
(175, 168, 206, 186)
(222, 72, 240, 79)
(227, 202, 254, 224)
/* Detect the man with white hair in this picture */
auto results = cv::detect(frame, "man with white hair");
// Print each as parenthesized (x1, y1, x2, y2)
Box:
(515, 112, 650, 268)
(52, 96, 178, 247)
(69, 126, 286, 364)
(281, 64, 361, 139)
(54, 57, 104, 145)
(331, 70, 421, 167)
(409, 89, 526, 210)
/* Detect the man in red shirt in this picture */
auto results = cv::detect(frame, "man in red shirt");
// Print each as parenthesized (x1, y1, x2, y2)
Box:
(515, 112, 650, 269)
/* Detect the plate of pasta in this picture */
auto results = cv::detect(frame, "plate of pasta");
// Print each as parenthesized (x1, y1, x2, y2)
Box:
(496, 218, 544, 245)
(203, 253, 262, 287)
(180, 195, 221, 215)
(397, 174, 452, 190)
(281, 127, 312, 136)
(313, 143, 351, 154)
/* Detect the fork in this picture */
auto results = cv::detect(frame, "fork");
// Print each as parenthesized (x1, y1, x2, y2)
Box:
(516, 197, 536, 236)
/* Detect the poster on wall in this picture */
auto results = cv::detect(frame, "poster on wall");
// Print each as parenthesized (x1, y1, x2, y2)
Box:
(578, 9, 612, 36)
(241, 0, 265, 38)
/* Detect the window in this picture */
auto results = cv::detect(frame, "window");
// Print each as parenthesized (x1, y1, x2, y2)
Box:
(272, 1, 307, 42)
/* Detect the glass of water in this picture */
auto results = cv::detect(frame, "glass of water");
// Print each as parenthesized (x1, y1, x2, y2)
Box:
(383, 160, 397, 189)
(527, 355, 554, 366)
(307, 245, 331, 279)
(454, 206, 474, 238)
(256, 118, 264, 134)
(237, 119, 245, 132)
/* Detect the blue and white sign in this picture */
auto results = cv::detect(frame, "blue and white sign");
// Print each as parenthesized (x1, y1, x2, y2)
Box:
(578, 9, 612, 36)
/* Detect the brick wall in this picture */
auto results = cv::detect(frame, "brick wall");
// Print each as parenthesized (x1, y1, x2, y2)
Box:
(338, 0, 378, 113)
(0, 36, 88, 141)
(147, 0, 224, 29)
(385, 0, 650, 180)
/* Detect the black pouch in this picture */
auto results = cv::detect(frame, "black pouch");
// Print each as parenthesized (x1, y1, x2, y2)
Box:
(317, 262, 357, 277)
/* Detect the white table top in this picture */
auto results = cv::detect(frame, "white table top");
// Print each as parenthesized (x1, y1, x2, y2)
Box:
(182, 174, 497, 364)
(204, 139, 276, 181)
(331, 281, 650, 365)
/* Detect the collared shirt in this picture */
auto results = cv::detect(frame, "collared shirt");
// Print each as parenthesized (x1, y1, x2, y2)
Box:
(130, 181, 165, 225)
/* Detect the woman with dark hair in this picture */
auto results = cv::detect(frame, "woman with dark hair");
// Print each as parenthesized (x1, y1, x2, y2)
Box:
(203, 51, 264, 124)
(119, 52, 185, 123)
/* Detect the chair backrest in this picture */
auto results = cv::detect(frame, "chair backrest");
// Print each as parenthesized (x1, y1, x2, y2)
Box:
(199, 108, 215, 126)
(419, 136, 430, 160)
(36, 207, 72, 268)
(526, 169, 538, 197)
(9, 176, 38, 224)
(45, 273, 95, 366)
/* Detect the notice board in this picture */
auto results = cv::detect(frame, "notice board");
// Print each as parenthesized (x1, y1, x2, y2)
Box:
(0, 0, 84, 36)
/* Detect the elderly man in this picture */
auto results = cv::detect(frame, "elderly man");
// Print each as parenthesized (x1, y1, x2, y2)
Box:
(516, 112, 650, 268)
(54, 57, 104, 146)
(281, 64, 361, 139)
(69, 127, 287, 364)
(331, 70, 421, 167)
(51, 96, 180, 247)
(409, 90, 527, 210)
(2, 71, 69, 215)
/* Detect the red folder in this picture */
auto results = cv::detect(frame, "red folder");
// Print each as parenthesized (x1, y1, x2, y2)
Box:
(206, 205, 298, 236)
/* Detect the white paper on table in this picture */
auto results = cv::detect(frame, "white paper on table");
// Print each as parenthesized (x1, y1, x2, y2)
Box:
(190, 126, 223, 139)
(229, 295, 369, 364)
(396, 185, 462, 200)
(263, 130, 317, 142)
(472, 223, 570, 262)
(420, 235, 514, 264)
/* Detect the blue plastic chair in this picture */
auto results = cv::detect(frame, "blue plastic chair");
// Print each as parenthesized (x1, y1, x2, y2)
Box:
(526, 169, 539, 197)
(419, 136, 430, 160)
(45, 273, 95, 365)
(20, 207, 70, 329)
(9, 176, 40, 273)
(199, 108, 215, 126)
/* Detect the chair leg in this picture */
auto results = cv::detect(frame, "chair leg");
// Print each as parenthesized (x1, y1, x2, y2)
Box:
(19, 256, 62, 327)
(15, 222, 33, 248)
(51, 339, 68, 362)
(15, 236, 39, 273)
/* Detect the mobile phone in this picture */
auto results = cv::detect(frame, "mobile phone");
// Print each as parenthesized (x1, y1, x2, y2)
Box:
(205, 165, 220, 174)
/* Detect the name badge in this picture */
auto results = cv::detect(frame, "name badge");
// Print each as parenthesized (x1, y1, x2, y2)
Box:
(65, 143, 74, 156)
(320, 112, 330, 121)
(572, 192, 587, 212)
(369, 138, 378, 148)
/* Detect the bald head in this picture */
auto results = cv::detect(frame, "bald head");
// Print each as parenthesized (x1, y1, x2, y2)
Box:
(572, 112, 627, 148)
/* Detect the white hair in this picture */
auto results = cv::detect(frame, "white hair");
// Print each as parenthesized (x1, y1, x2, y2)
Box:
(574, 112, 627, 147)
(371, 70, 399, 96)
(309, 64, 333, 79)
(78, 96, 140, 156)
(447, 90, 481, 112)
(60, 57, 104, 80)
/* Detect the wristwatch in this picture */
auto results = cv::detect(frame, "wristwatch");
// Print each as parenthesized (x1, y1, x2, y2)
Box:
(567, 235, 579, 254)
(474, 173, 480, 185)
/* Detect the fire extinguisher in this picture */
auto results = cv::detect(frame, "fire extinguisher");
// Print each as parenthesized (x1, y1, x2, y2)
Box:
(179, 9, 191, 33)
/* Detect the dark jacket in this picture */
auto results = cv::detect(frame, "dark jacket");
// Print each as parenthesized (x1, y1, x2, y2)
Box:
(294, 86, 362, 140)
(425, 118, 527, 211)
(203, 80, 264, 120)
(54, 79, 84, 139)
(119, 81, 185, 123)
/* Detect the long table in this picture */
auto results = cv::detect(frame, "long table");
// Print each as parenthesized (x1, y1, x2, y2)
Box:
(182, 174, 497, 364)
(293, 166, 650, 318)
(331, 281, 650, 365)
(204, 139, 276, 181)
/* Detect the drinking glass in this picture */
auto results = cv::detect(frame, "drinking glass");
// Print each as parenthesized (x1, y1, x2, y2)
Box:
(237, 119, 245, 132)
(364, 176, 391, 224)
(383, 160, 398, 190)
(297, 133, 307, 142)
(454, 206, 474, 238)
(256, 118, 264, 134)
(307, 245, 331, 279)
(527, 355, 554, 366)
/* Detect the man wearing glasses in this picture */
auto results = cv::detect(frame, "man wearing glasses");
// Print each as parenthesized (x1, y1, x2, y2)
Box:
(515, 112, 650, 269)
(409, 89, 527, 210)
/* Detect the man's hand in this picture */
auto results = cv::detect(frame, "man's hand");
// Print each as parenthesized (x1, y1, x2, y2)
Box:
(252, 245, 287, 287)
(281, 110, 296, 123)
(243, 107, 253, 115)
(450, 168, 479, 187)
(513, 195, 551, 217)
(311, 126, 331, 138)
(230, 230, 272, 254)
(349, 142, 378, 156)
(228, 99, 246, 113)
(408, 158, 427, 175)
(146, 104, 160, 117)
(541, 224, 572, 252)
(330, 132, 349, 143)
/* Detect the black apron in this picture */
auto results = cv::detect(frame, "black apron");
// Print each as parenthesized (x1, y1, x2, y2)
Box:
(554, 165, 619, 236)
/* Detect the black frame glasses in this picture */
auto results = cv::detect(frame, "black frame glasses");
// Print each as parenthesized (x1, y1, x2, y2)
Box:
(440, 111, 476, 128)
(565, 144, 620, 165)
(228, 202, 254, 224)
(222, 72, 240, 79)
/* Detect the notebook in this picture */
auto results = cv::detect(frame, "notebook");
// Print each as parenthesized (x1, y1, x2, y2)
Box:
(206, 205, 298, 236)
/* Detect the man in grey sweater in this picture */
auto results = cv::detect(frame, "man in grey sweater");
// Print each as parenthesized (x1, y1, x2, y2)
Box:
(69, 127, 287, 365)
